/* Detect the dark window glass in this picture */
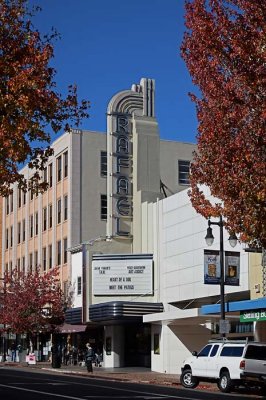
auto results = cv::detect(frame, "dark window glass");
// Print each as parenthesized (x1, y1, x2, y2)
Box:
(49, 244, 52, 269)
(57, 155, 62, 182)
(101, 194, 107, 220)
(57, 240, 61, 265)
(64, 195, 68, 221)
(245, 345, 266, 361)
(210, 345, 219, 357)
(220, 346, 244, 357)
(64, 151, 68, 178)
(43, 247, 47, 271)
(18, 222, 21, 244)
(63, 237, 67, 264)
(43, 207, 47, 231)
(57, 199, 61, 224)
(77, 276, 82, 295)
(198, 345, 212, 357)
(49, 164, 53, 187)
(49, 204, 53, 228)
(101, 151, 107, 176)
(178, 160, 190, 185)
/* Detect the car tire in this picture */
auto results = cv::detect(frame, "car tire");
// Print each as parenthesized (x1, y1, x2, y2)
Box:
(180, 369, 199, 389)
(217, 371, 233, 393)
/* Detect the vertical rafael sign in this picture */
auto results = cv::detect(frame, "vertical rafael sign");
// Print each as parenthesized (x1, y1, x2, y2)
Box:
(106, 78, 155, 239)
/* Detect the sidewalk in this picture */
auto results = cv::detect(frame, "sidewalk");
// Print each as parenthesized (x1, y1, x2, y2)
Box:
(0, 361, 217, 391)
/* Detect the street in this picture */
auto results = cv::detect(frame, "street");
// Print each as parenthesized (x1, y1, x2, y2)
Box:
(0, 368, 263, 400)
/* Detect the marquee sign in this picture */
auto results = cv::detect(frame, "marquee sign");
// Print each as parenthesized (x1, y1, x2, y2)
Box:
(92, 256, 153, 296)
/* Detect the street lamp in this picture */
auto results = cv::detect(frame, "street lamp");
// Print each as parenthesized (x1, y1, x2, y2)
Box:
(205, 216, 237, 336)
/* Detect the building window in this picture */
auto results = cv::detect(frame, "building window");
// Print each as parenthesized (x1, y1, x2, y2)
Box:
(178, 160, 190, 185)
(63, 237, 68, 264)
(23, 190, 26, 205)
(77, 276, 82, 295)
(22, 219, 26, 242)
(5, 263, 8, 274)
(101, 194, 107, 220)
(64, 151, 68, 178)
(49, 244, 52, 269)
(64, 195, 68, 221)
(101, 151, 107, 176)
(18, 222, 21, 244)
(22, 256, 25, 274)
(18, 189, 22, 208)
(43, 207, 47, 231)
(17, 258, 21, 273)
(30, 214, 33, 238)
(35, 212, 38, 235)
(43, 247, 47, 271)
(57, 240, 61, 265)
(57, 198, 61, 224)
(57, 155, 62, 182)
(49, 163, 53, 188)
(6, 196, 9, 215)
(43, 167, 47, 189)
(10, 191, 13, 212)
(10, 225, 13, 247)
(9, 261, 12, 274)
(29, 253, 33, 272)
(6, 228, 8, 249)
(35, 250, 38, 270)
(49, 204, 53, 228)
(30, 189, 34, 201)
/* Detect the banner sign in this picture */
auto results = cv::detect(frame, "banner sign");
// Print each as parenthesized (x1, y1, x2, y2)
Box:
(204, 250, 240, 286)
(224, 251, 240, 286)
(240, 310, 266, 322)
(204, 250, 220, 284)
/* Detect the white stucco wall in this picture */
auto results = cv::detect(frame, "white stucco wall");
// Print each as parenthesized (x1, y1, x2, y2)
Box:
(71, 251, 83, 308)
(144, 187, 249, 306)
(142, 186, 250, 373)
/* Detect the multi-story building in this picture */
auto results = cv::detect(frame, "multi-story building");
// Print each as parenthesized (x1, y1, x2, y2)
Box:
(0, 78, 197, 361)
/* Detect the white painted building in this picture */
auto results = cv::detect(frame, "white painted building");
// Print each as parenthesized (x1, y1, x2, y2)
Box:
(142, 186, 250, 373)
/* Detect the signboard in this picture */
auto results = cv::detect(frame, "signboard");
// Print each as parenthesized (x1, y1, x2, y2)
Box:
(204, 250, 240, 286)
(224, 251, 240, 286)
(92, 258, 153, 296)
(204, 250, 220, 284)
(240, 310, 266, 322)
(219, 319, 230, 334)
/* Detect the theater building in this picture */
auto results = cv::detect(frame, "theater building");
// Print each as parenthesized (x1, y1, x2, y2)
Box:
(1, 78, 196, 362)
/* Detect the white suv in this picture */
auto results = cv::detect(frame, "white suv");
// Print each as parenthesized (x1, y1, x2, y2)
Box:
(180, 339, 266, 393)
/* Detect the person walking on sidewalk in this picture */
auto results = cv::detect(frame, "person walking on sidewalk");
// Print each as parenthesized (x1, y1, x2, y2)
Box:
(85, 343, 94, 373)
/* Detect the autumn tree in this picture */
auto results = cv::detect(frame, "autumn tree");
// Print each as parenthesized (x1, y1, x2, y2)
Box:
(0, 0, 89, 196)
(0, 267, 65, 337)
(181, 0, 266, 248)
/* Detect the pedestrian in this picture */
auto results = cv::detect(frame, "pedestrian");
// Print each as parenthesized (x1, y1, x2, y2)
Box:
(85, 343, 94, 373)
(11, 342, 16, 362)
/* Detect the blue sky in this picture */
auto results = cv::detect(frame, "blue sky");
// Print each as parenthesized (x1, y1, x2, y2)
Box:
(30, 0, 198, 143)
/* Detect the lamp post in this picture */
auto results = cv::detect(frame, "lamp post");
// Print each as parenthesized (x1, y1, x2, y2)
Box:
(205, 216, 237, 335)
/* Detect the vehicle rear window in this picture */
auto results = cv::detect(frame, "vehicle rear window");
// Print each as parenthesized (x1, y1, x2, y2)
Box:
(245, 345, 266, 361)
(220, 346, 244, 357)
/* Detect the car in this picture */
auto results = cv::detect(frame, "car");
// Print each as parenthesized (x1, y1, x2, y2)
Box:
(180, 338, 266, 393)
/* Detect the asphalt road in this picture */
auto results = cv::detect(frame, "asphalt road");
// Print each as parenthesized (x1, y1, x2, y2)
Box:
(0, 368, 263, 400)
